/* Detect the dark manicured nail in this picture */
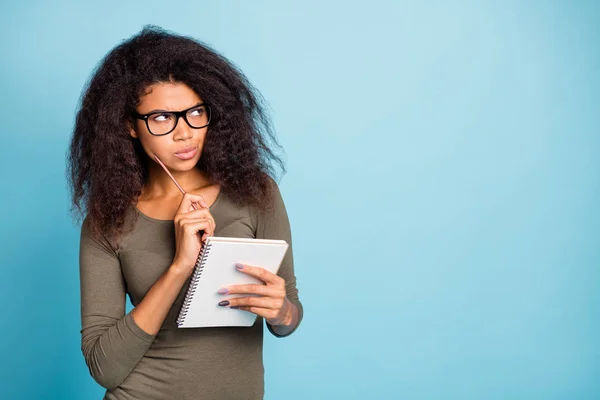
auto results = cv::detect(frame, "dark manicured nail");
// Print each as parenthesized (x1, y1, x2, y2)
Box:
(218, 300, 230, 307)
(217, 288, 228, 294)
(235, 263, 244, 270)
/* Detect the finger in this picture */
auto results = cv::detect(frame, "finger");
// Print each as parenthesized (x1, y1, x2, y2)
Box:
(230, 306, 279, 320)
(235, 263, 284, 286)
(225, 296, 283, 310)
(176, 192, 207, 215)
(185, 218, 214, 244)
(199, 223, 214, 242)
(221, 284, 283, 297)
(189, 198, 208, 212)
(184, 208, 213, 218)
(182, 219, 213, 237)
(201, 229, 213, 244)
(182, 209, 217, 235)
(181, 216, 213, 232)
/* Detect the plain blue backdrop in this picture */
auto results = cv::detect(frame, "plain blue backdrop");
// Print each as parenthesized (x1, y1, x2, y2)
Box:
(0, 1, 598, 399)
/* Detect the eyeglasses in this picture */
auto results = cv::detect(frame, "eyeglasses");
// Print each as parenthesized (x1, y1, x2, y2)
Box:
(131, 103, 212, 136)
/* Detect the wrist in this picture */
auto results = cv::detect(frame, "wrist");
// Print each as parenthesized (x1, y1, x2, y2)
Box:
(169, 262, 192, 281)
(272, 298, 295, 327)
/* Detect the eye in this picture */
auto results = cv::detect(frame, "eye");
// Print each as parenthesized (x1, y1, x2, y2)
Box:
(152, 113, 173, 123)
(189, 107, 205, 117)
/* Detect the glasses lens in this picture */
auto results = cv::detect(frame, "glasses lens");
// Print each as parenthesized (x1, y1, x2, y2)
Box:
(186, 105, 210, 128)
(147, 113, 176, 135)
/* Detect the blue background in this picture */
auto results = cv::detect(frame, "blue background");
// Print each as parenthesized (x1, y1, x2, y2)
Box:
(1, 1, 599, 399)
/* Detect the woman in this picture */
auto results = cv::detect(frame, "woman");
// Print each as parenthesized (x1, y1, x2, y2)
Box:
(67, 25, 303, 399)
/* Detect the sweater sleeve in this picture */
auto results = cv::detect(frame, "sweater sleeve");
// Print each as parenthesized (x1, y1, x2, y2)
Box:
(254, 180, 304, 338)
(79, 216, 157, 390)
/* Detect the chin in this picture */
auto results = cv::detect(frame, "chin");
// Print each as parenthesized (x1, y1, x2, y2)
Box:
(171, 154, 202, 169)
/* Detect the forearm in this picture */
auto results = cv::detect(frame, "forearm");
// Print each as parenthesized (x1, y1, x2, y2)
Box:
(82, 263, 192, 389)
(82, 312, 155, 389)
(130, 263, 191, 335)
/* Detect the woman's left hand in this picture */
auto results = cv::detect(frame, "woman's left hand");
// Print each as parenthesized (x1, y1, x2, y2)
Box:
(218, 263, 293, 326)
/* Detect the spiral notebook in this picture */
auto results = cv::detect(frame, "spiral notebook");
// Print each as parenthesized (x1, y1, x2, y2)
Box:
(176, 236, 289, 328)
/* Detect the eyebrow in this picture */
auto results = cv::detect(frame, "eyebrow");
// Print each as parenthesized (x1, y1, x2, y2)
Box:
(143, 102, 204, 114)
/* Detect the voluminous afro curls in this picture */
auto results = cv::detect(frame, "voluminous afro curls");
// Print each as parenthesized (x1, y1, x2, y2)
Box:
(66, 24, 286, 249)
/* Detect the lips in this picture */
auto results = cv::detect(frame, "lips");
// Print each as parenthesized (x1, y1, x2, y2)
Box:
(174, 146, 198, 160)
(175, 146, 197, 155)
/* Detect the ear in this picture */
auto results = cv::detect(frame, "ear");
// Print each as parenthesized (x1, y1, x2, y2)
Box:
(128, 120, 139, 139)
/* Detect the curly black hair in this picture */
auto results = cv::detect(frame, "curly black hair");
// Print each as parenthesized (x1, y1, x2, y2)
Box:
(66, 24, 285, 249)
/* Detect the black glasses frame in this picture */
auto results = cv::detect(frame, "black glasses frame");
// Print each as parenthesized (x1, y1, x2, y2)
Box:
(131, 103, 212, 136)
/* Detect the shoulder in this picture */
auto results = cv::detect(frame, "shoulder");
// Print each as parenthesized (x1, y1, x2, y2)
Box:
(254, 175, 286, 214)
(265, 175, 285, 202)
(250, 176, 292, 236)
(80, 213, 94, 238)
(80, 213, 120, 256)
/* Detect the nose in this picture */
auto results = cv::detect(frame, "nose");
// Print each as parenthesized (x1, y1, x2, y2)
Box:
(172, 115, 193, 141)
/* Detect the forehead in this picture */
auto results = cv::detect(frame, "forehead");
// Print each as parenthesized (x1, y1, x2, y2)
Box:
(138, 82, 202, 111)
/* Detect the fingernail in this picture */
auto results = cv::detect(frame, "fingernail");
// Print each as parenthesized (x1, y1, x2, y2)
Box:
(218, 300, 230, 307)
(235, 263, 244, 270)
(217, 288, 228, 294)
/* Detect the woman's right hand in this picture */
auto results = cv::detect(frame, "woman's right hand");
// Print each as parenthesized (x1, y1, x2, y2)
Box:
(171, 193, 216, 277)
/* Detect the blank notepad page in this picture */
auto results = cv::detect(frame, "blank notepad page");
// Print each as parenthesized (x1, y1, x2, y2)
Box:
(176, 237, 289, 328)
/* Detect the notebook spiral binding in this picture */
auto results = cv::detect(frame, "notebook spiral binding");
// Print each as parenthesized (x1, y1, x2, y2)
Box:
(176, 241, 213, 327)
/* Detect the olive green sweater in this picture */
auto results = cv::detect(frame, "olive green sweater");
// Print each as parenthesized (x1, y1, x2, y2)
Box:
(78, 184, 303, 399)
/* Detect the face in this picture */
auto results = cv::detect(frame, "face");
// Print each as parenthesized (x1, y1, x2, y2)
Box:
(129, 81, 208, 170)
